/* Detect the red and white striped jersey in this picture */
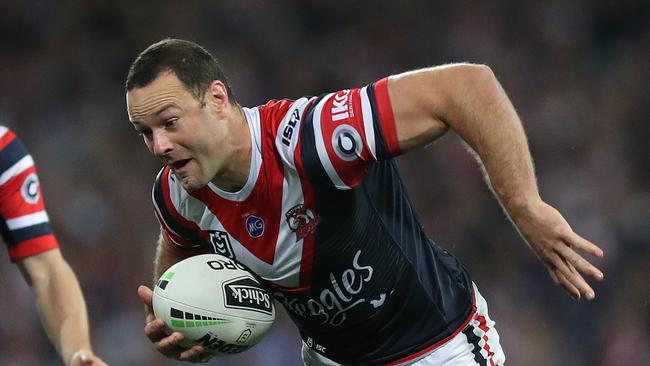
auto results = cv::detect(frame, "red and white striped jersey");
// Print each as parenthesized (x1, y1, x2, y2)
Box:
(153, 79, 474, 364)
(0, 126, 58, 262)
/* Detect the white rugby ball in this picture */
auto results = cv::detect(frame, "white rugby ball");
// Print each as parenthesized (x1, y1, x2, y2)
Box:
(152, 254, 275, 355)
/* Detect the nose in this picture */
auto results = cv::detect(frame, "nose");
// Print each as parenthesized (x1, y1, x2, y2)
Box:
(151, 130, 173, 157)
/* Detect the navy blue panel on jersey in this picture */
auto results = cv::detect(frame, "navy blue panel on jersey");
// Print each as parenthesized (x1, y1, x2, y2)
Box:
(365, 82, 391, 160)
(0, 138, 28, 173)
(0, 221, 52, 246)
(292, 151, 473, 364)
(152, 175, 205, 245)
(299, 94, 332, 187)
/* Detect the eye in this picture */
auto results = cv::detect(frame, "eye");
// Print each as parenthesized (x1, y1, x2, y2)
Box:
(136, 128, 153, 138)
(165, 118, 178, 129)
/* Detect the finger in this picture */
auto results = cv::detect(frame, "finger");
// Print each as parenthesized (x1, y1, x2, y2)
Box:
(155, 332, 189, 359)
(155, 331, 184, 350)
(179, 345, 206, 362)
(144, 318, 169, 342)
(565, 262, 589, 298)
(556, 243, 604, 281)
(550, 268, 580, 300)
(138, 285, 156, 322)
(565, 232, 604, 258)
(138, 285, 154, 307)
(547, 251, 595, 300)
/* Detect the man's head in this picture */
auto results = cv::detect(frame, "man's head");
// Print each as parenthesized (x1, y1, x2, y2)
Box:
(125, 38, 235, 104)
(126, 39, 246, 192)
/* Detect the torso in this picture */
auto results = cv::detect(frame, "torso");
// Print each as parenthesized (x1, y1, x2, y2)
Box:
(153, 82, 474, 364)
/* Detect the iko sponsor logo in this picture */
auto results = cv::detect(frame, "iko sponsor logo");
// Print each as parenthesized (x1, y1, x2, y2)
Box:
(281, 109, 301, 146)
(245, 215, 264, 238)
(208, 230, 235, 259)
(194, 332, 251, 354)
(21, 173, 39, 204)
(275, 250, 384, 327)
(223, 277, 273, 315)
(331, 90, 351, 121)
(332, 124, 362, 161)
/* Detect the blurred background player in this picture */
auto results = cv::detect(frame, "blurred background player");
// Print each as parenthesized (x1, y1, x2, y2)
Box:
(0, 126, 107, 366)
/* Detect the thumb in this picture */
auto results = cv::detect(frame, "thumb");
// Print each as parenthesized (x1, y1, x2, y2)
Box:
(138, 285, 153, 305)
(69, 349, 91, 366)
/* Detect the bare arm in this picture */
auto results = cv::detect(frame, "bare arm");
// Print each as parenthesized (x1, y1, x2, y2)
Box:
(152, 231, 189, 282)
(387, 64, 604, 300)
(137, 231, 207, 362)
(17, 249, 106, 366)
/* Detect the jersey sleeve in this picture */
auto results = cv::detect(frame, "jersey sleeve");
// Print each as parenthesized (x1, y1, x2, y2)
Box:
(297, 78, 402, 189)
(0, 127, 58, 262)
(152, 167, 207, 254)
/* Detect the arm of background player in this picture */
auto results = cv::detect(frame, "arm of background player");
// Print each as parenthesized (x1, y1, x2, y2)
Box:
(17, 249, 107, 366)
(137, 230, 208, 363)
(386, 64, 604, 300)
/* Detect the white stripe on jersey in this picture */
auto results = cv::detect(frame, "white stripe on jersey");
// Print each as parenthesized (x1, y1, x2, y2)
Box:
(0, 126, 8, 138)
(205, 107, 261, 202)
(312, 93, 350, 190)
(0, 155, 34, 186)
(275, 97, 314, 170)
(5, 211, 49, 230)
(272, 165, 308, 287)
(360, 86, 377, 161)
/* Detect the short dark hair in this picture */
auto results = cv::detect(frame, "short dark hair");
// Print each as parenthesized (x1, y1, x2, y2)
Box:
(125, 38, 236, 103)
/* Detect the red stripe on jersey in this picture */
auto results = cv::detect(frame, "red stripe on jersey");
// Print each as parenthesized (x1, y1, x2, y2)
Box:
(9, 234, 58, 262)
(0, 129, 16, 150)
(291, 129, 315, 292)
(159, 167, 206, 247)
(258, 99, 295, 136)
(476, 314, 496, 358)
(374, 78, 401, 156)
(0, 166, 43, 219)
(189, 153, 284, 266)
(319, 89, 375, 188)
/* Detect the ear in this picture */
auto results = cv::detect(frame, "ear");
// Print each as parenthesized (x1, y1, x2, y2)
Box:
(204, 80, 230, 112)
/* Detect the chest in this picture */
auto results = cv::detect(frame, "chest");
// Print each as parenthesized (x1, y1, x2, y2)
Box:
(184, 161, 319, 289)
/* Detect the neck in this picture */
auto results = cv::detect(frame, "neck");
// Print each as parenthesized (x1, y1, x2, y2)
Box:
(210, 104, 251, 192)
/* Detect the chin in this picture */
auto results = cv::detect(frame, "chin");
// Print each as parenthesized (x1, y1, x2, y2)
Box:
(180, 177, 206, 192)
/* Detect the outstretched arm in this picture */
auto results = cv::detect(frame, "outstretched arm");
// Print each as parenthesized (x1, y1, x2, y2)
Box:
(17, 249, 107, 366)
(386, 64, 604, 300)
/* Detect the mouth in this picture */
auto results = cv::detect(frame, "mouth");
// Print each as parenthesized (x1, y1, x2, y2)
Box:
(170, 158, 191, 170)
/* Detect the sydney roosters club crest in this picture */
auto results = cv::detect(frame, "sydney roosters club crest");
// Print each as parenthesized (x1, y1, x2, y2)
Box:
(285, 204, 320, 240)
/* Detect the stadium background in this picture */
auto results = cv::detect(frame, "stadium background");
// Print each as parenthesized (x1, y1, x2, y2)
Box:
(0, 1, 648, 365)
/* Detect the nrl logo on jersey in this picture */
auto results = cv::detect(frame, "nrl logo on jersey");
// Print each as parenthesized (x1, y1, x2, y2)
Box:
(285, 204, 320, 240)
(208, 230, 235, 259)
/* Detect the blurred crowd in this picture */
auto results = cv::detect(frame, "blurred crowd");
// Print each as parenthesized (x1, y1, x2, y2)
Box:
(0, 1, 648, 365)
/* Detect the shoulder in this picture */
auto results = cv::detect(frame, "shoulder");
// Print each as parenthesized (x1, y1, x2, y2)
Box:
(248, 98, 315, 172)
(152, 166, 190, 211)
(0, 125, 27, 158)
